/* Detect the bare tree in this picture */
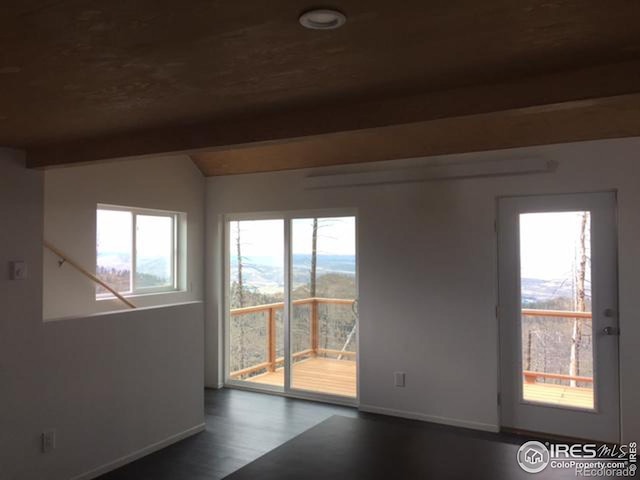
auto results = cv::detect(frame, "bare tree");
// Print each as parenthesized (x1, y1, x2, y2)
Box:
(235, 220, 245, 308)
(569, 212, 588, 387)
(308, 218, 341, 297)
(307, 218, 356, 353)
(310, 218, 318, 298)
(309, 218, 334, 350)
(234, 221, 247, 367)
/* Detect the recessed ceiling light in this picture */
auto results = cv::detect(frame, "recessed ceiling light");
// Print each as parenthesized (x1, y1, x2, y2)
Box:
(299, 9, 346, 30)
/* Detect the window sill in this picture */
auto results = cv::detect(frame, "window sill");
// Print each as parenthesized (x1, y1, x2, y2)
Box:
(96, 289, 185, 302)
(43, 300, 203, 323)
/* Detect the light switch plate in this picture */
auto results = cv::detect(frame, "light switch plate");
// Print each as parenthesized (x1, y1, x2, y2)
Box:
(42, 430, 56, 453)
(394, 372, 406, 387)
(10, 261, 27, 280)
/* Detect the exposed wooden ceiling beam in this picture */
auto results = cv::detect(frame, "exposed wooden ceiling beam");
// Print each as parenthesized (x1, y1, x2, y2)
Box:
(26, 60, 640, 170)
(192, 93, 640, 176)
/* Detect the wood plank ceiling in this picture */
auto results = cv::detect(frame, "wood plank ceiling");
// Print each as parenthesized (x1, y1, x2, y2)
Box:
(1, 1, 640, 174)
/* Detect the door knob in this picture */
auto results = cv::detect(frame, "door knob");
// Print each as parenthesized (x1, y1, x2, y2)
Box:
(602, 326, 620, 336)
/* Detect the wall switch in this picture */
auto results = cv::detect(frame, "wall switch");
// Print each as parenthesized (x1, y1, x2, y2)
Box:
(42, 430, 56, 453)
(394, 372, 406, 387)
(10, 261, 27, 280)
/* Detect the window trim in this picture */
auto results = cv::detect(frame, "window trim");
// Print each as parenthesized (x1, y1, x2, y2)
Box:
(96, 204, 181, 299)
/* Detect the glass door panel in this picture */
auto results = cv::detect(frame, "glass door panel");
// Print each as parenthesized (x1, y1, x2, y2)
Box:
(227, 219, 285, 389)
(290, 216, 357, 398)
(519, 211, 594, 409)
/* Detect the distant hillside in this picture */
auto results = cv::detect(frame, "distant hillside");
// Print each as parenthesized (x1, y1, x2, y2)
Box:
(97, 252, 170, 283)
(230, 254, 355, 293)
(292, 254, 355, 275)
(521, 277, 591, 306)
(292, 272, 356, 299)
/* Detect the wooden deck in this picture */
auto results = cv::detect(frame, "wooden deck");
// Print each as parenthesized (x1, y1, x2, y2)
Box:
(523, 382, 594, 409)
(245, 357, 592, 409)
(247, 357, 357, 398)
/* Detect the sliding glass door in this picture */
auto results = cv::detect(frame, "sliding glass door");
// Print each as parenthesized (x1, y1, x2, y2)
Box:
(225, 212, 358, 402)
(226, 219, 285, 389)
(290, 217, 357, 397)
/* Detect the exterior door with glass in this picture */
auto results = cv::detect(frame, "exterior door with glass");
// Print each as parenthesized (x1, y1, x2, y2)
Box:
(498, 192, 620, 442)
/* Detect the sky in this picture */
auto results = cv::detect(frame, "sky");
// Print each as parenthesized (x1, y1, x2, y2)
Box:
(99, 210, 587, 282)
(229, 217, 356, 259)
(97, 209, 173, 260)
(519, 211, 591, 281)
(97, 210, 131, 257)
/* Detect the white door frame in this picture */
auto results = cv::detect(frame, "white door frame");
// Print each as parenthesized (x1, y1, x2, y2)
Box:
(221, 208, 360, 407)
(498, 192, 620, 442)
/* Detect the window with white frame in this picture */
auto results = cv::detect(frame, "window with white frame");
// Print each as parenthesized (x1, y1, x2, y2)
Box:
(96, 204, 181, 297)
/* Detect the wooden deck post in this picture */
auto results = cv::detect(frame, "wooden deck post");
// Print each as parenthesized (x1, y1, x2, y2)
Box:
(268, 307, 276, 371)
(311, 299, 319, 356)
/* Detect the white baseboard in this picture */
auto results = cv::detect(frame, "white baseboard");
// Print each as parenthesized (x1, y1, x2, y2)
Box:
(204, 383, 224, 389)
(358, 404, 499, 433)
(71, 423, 206, 480)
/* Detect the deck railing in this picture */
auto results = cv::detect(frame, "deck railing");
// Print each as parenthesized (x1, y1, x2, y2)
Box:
(522, 308, 594, 385)
(229, 297, 356, 379)
(229, 306, 595, 385)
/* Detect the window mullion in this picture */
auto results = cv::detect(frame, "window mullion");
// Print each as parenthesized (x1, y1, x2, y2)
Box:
(173, 214, 178, 290)
(132, 212, 137, 293)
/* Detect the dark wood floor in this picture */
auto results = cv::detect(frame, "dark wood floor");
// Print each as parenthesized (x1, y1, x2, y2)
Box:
(98, 388, 358, 480)
(98, 388, 596, 479)
(224, 414, 605, 480)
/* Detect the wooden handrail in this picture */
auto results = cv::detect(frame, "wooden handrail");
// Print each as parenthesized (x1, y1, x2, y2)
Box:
(523, 370, 593, 384)
(233, 305, 590, 318)
(314, 297, 355, 305)
(44, 241, 136, 309)
(522, 308, 591, 319)
(317, 348, 356, 358)
(230, 298, 309, 316)
(229, 297, 355, 316)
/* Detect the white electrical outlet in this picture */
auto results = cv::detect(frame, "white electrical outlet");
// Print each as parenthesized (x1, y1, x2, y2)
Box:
(42, 430, 56, 453)
(394, 372, 406, 387)
(10, 261, 27, 280)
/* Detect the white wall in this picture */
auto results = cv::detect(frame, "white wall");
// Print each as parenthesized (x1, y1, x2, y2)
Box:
(43, 155, 205, 320)
(205, 138, 640, 442)
(0, 150, 205, 480)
